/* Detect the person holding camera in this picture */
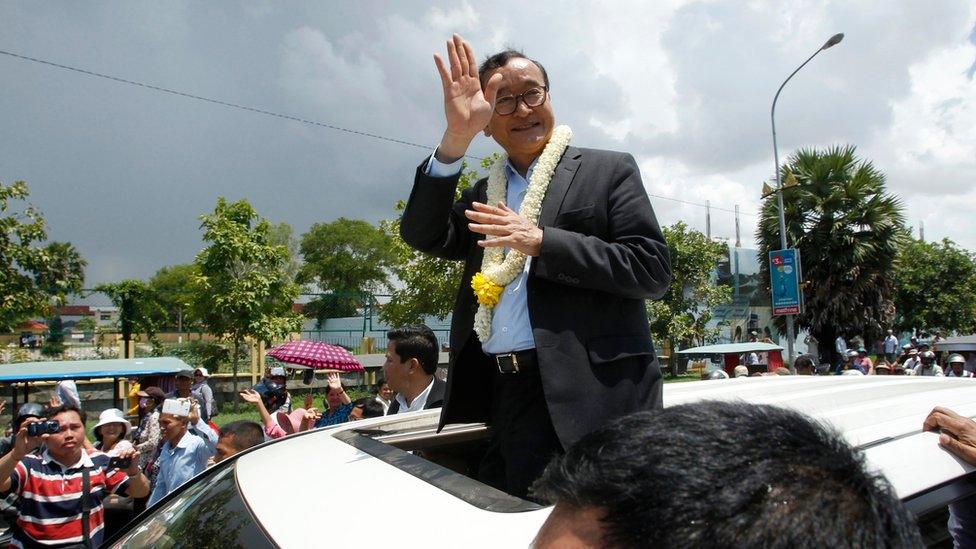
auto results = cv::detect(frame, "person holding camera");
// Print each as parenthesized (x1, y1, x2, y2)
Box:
(0, 403, 149, 548)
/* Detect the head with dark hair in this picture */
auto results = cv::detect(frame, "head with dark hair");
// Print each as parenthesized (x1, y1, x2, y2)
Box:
(531, 401, 921, 548)
(37, 404, 88, 465)
(386, 325, 439, 376)
(215, 420, 264, 463)
(794, 354, 817, 375)
(45, 403, 87, 425)
(478, 49, 549, 91)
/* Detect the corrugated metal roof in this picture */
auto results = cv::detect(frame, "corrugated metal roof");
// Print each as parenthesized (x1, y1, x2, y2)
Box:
(0, 357, 191, 381)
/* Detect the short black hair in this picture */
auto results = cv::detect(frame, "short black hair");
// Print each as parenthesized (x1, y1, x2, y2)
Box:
(45, 404, 86, 425)
(478, 49, 549, 90)
(794, 354, 816, 372)
(387, 325, 439, 376)
(532, 401, 921, 548)
(219, 420, 264, 452)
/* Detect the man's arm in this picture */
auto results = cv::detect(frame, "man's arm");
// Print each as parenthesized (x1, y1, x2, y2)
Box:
(0, 420, 45, 493)
(401, 34, 500, 260)
(532, 153, 672, 299)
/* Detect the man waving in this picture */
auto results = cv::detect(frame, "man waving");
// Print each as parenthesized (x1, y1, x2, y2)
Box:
(400, 34, 671, 498)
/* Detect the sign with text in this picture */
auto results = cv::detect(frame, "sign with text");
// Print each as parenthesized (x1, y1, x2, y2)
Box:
(769, 248, 802, 316)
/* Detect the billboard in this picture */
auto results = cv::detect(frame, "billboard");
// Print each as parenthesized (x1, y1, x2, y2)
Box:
(769, 248, 802, 316)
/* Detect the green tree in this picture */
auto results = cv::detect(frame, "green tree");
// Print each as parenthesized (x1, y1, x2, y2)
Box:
(379, 159, 488, 327)
(1, 181, 86, 331)
(298, 218, 395, 325)
(647, 222, 731, 367)
(36, 242, 86, 303)
(756, 145, 905, 365)
(192, 198, 302, 410)
(41, 316, 66, 357)
(891, 237, 976, 336)
(96, 279, 166, 357)
(268, 221, 301, 283)
(149, 263, 200, 332)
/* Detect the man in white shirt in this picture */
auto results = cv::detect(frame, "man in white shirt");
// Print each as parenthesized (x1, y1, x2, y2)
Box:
(384, 326, 446, 414)
(883, 330, 899, 363)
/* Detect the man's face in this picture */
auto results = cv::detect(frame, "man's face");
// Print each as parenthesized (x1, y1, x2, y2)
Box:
(176, 376, 192, 393)
(349, 406, 364, 421)
(383, 340, 410, 393)
(215, 434, 238, 463)
(951, 363, 964, 375)
(483, 58, 555, 161)
(159, 413, 188, 442)
(532, 504, 606, 549)
(379, 383, 394, 401)
(46, 411, 85, 459)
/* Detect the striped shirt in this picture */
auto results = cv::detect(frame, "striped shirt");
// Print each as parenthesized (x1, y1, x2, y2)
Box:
(3, 450, 130, 548)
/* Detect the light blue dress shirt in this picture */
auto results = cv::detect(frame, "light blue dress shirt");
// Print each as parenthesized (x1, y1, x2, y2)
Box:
(427, 153, 537, 354)
(147, 420, 217, 506)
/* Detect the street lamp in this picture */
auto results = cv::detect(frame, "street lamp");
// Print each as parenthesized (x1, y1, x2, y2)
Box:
(770, 32, 844, 363)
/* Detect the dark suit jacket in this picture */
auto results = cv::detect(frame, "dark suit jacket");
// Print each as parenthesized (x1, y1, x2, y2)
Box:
(400, 146, 672, 447)
(387, 377, 446, 414)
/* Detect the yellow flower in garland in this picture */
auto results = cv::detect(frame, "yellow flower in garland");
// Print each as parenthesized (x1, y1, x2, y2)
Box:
(471, 272, 503, 307)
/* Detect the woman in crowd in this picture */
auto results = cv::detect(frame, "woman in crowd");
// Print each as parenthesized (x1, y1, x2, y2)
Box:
(314, 373, 354, 428)
(135, 387, 166, 474)
(374, 378, 394, 415)
(92, 408, 135, 456)
(191, 367, 216, 423)
(239, 388, 318, 440)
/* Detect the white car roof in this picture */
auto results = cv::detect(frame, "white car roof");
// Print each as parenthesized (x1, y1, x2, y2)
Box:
(235, 376, 976, 547)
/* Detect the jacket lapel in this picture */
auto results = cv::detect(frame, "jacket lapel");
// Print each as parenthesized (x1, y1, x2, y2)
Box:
(537, 146, 582, 227)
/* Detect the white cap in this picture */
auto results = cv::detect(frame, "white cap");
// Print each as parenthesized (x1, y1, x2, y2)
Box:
(194, 367, 210, 378)
(161, 398, 191, 417)
(270, 366, 286, 377)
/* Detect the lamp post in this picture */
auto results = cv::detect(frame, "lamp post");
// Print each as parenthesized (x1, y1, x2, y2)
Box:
(771, 32, 844, 363)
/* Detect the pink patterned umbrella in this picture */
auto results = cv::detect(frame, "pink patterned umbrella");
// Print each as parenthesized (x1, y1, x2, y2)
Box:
(266, 340, 364, 372)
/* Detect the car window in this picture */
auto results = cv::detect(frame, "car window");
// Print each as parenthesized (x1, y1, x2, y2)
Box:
(108, 465, 272, 548)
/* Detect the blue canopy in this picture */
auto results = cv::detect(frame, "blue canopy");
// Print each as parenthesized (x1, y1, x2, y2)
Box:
(676, 342, 784, 355)
(0, 357, 191, 382)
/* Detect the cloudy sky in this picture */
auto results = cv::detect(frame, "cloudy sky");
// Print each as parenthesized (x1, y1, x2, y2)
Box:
(1, 1, 974, 289)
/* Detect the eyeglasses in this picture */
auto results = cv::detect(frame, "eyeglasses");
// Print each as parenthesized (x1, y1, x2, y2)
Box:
(494, 86, 548, 116)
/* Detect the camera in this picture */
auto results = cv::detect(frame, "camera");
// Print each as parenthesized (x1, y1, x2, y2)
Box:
(108, 456, 132, 469)
(26, 421, 61, 437)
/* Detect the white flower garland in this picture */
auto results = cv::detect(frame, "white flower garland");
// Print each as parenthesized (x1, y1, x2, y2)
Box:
(473, 124, 572, 342)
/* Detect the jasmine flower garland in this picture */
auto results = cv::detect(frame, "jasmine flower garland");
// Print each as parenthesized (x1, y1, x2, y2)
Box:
(472, 125, 572, 342)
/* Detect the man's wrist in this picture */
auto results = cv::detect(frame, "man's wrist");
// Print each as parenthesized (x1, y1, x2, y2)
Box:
(436, 130, 473, 163)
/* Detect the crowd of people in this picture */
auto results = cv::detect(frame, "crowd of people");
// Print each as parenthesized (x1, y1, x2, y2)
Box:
(0, 325, 446, 547)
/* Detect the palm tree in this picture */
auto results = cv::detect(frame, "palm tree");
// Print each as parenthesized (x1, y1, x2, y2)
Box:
(757, 145, 906, 366)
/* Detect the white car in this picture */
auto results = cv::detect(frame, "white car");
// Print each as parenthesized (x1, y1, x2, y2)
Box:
(108, 376, 976, 548)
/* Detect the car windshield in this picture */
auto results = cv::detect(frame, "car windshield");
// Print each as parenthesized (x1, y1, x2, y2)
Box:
(108, 464, 271, 548)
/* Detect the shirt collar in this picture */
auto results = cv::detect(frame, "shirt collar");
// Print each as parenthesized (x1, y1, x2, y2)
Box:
(41, 448, 93, 470)
(504, 157, 539, 183)
(169, 429, 194, 450)
(395, 377, 435, 412)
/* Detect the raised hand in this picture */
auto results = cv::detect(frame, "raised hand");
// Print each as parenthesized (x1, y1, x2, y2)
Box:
(239, 389, 262, 405)
(433, 34, 503, 162)
(326, 372, 342, 390)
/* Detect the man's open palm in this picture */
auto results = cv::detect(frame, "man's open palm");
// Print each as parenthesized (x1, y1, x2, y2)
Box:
(434, 34, 502, 147)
